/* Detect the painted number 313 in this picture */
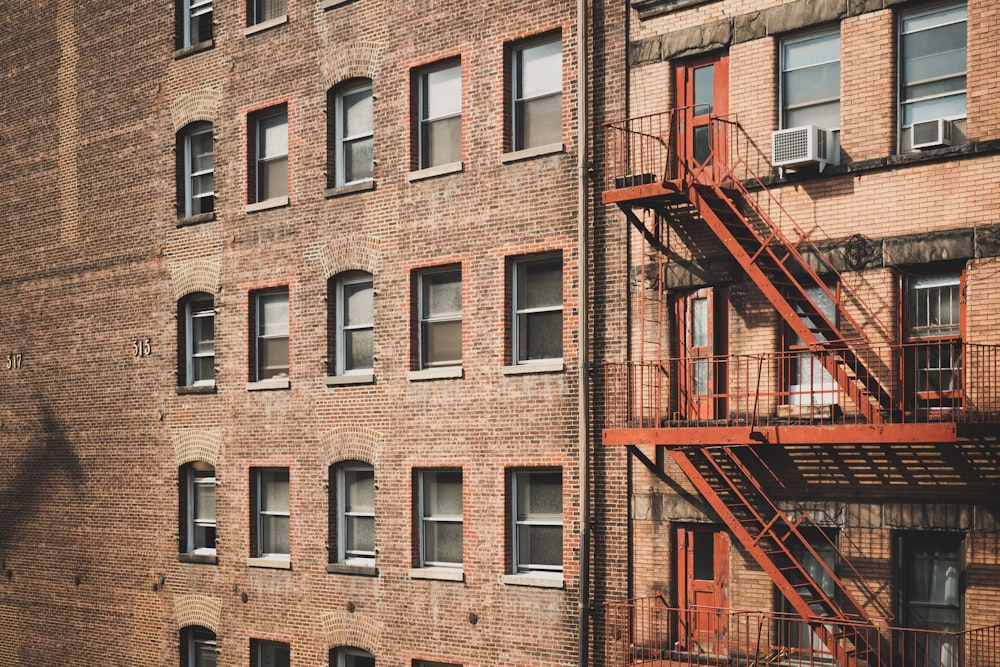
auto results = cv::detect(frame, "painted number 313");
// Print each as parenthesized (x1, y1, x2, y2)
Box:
(132, 338, 152, 358)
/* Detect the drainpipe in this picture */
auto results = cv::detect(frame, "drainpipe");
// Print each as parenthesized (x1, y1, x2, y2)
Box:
(576, 0, 591, 662)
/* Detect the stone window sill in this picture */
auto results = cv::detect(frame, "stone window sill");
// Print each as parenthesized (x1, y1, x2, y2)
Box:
(177, 384, 217, 395)
(407, 366, 463, 381)
(323, 373, 375, 387)
(247, 557, 291, 570)
(246, 196, 289, 213)
(502, 573, 564, 589)
(501, 143, 565, 164)
(244, 15, 288, 37)
(409, 567, 464, 582)
(325, 179, 375, 198)
(407, 161, 464, 182)
(176, 211, 216, 227)
(173, 40, 214, 59)
(326, 562, 378, 576)
(502, 360, 564, 375)
(322, 0, 358, 7)
(178, 552, 218, 565)
(247, 378, 290, 391)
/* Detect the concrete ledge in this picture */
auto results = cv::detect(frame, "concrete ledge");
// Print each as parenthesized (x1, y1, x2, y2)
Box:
(247, 557, 291, 570)
(409, 567, 464, 582)
(246, 196, 289, 213)
(325, 179, 375, 199)
(177, 384, 217, 395)
(407, 367, 463, 381)
(322, 0, 358, 8)
(323, 373, 375, 387)
(501, 143, 565, 164)
(176, 211, 216, 227)
(407, 161, 463, 182)
(326, 562, 378, 576)
(502, 573, 564, 589)
(173, 40, 214, 59)
(177, 552, 218, 565)
(501, 360, 564, 375)
(247, 378, 290, 391)
(243, 15, 288, 37)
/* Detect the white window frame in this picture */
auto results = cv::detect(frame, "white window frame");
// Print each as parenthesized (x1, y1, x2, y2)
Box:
(185, 463, 217, 555)
(182, 0, 213, 47)
(183, 626, 218, 667)
(334, 82, 374, 187)
(182, 123, 214, 217)
(418, 469, 463, 568)
(511, 36, 563, 151)
(909, 274, 961, 340)
(898, 3, 967, 150)
(255, 289, 289, 381)
(255, 468, 290, 559)
(336, 273, 374, 375)
(417, 60, 462, 169)
(779, 29, 841, 131)
(184, 294, 215, 387)
(337, 463, 375, 565)
(254, 109, 288, 203)
(334, 648, 375, 667)
(512, 470, 563, 574)
(513, 256, 563, 364)
(254, 639, 290, 667)
(418, 267, 462, 369)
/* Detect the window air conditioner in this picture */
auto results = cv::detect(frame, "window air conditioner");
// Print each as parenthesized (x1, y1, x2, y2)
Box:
(912, 118, 953, 150)
(772, 125, 836, 172)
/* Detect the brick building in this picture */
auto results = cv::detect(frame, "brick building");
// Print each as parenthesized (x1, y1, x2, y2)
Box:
(0, 0, 602, 665)
(595, 0, 1000, 665)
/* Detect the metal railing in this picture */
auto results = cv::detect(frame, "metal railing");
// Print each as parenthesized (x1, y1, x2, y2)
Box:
(602, 343, 1000, 431)
(605, 597, 1000, 667)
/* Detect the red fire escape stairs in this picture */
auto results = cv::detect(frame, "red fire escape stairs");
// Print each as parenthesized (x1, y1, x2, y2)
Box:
(669, 445, 891, 667)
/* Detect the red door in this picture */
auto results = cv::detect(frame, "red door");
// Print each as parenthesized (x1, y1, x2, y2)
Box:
(676, 287, 728, 421)
(675, 53, 729, 183)
(677, 526, 730, 654)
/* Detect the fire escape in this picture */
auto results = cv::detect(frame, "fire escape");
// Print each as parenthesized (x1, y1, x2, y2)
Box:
(601, 109, 1000, 667)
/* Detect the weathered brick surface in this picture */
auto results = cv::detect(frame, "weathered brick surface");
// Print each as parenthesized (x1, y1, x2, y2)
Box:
(0, 0, 599, 664)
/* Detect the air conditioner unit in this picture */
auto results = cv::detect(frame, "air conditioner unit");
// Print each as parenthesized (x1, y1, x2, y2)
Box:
(772, 125, 836, 172)
(912, 118, 953, 150)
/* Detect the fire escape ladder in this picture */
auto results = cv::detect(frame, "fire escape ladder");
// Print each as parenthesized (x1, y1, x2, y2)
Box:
(670, 446, 888, 667)
(683, 182, 892, 423)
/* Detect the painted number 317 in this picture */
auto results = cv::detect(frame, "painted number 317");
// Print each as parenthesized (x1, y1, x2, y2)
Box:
(6, 353, 21, 369)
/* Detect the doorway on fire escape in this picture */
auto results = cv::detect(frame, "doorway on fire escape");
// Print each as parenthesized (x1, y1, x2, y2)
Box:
(677, 525, 730, 655)
(674, 52, 729, 183)
(675, 287, 728, 421)
(777, 527, 839, 660)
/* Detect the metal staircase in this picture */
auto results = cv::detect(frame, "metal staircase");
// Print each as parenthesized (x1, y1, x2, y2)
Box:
(671, 445, 890, 667)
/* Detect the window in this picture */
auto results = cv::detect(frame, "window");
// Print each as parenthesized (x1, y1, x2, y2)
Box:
(181, 626, 217, 667)
(179, 0, 213, 49)
(418, 470, 462, 567)
(253, 289, 289, 381)
(330, 82, 373, 187)
(252, 108, 288, 203)
(181, 462, 216, 556)
(251, 0, 285, 25)
(906, 273, 962, 411)
(780, 30, 840, 130)
(332, 462, 375, 565)
(178, 123, 214, 218)
(418, 268, 462, 369)
(332, 648, 375, 667)
(254, 468, 290, 558)
(180, 293, 215, 387)
(513, 256, 563, 364)
(512, 470, 562, 574)
(899, 3, 967, 150)
(417, 60, 461, 169)
(251, 639, 290, 667)
(899, 532, 963, 667)
(511, 36, 562, 151)
(786, 284, 837, 406)
(332, 273, 374, 375)
(777, 529, 838, 657)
